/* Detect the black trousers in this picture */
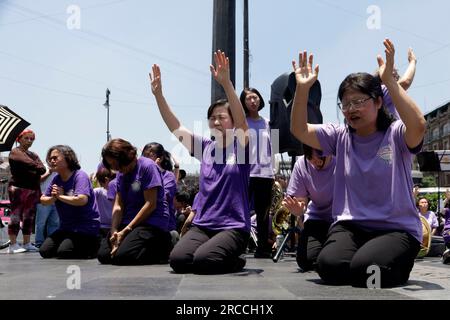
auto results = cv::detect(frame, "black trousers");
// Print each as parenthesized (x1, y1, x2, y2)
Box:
(248, 177, 274, 253)
(317, 221, 420, 288)
(39, 229, 100, 259)
(97, 225, 172, 265)
(169, 226, 249, 274)
(296, 219, 331, 271)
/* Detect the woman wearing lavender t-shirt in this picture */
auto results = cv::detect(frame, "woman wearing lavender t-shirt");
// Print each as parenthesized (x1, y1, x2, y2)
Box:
(239, 88, 275, 258)
(150, 51, 251, 274)
(40, 145, 100, 259)
(98, 139, 171, 265)
(290, 39, 426, 287)
(283, 144, 335, 271)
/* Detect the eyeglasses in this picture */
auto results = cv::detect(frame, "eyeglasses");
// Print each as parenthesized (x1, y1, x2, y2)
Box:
(338, 97, 372, 112)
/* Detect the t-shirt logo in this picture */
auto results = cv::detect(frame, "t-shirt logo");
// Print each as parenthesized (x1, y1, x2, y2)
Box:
(226, 153, 236, 165)
(377, 145, 393, 165)
(131, 180, 141, 192)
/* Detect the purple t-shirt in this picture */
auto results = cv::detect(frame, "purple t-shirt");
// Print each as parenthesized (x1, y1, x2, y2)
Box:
(94, 187, 112, 229)
(116, 157, 169, 231)
(420, 211, 438, 229)
(442, 208, 450, 244)
(162, 170, 177, 231)
(107, 177, 117, 201)
(247, 117, 274, 178)
(382, 84, 400, 120)
(314, 120, 423, 242)
(191, 135, 251, 232)
(46, 170, 100, 235)
(287, 155, 335, 223)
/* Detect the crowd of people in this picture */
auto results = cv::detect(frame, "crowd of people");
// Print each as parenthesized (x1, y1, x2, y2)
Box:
(3, 39, 450, 288)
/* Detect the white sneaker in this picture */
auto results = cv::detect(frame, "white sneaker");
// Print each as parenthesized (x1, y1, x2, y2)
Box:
(7, 243, 26, 254)
(22, 243, 39, 252)
(443, 248, 450, 264)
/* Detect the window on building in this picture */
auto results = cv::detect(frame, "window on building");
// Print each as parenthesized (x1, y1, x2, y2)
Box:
(433, 128, 440, 140)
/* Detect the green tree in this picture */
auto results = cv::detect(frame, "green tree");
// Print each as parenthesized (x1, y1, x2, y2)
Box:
(421, 175, 437, 187)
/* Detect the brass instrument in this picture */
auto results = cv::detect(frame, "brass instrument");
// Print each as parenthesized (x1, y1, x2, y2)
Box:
(271, 181, 291, 235)
(417, 215, 431, 258)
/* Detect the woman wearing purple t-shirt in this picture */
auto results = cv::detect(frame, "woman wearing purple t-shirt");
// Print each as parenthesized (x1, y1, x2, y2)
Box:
(239, 88, 275, 258)
(290, 39, 426, 287)
(142, 142, 179, 246)
(283, 144, 335, 272)
(150, 51, 251, 274)
(40, 145, 100, 259)
(98, 139, 171, 265)
(417, 197, 439, 235)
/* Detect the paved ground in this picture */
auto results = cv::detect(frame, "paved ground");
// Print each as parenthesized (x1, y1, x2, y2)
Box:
(0, 249, 449, 301)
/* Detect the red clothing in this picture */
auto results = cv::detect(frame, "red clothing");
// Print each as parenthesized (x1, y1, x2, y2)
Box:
(8, 147, 46, 190)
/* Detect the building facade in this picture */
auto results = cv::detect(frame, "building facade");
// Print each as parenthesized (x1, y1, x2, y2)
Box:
(423, 100, 450, 187)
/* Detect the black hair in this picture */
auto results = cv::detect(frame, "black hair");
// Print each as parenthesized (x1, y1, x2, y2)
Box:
(46, 145, 81, 171)
(142, 142, 173, 171)
(101, 138, 137, 170)
(207, 99, 232, 121)
(239, 87, 265, 115)
(337, 72, 394, 132)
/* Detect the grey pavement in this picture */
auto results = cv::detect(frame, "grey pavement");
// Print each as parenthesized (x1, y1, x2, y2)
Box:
(0, 249, 449, 300)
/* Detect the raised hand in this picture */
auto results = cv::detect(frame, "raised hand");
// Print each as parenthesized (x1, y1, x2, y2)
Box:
(149, 64, 163, 96)
(210, 50, 230, 87)
(377, 38, 395, 84)
(407, 47, 416, 63)
(292, 51, 319, 89)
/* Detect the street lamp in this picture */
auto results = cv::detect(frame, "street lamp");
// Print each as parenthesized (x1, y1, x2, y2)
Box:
(103, 88, 111, 142)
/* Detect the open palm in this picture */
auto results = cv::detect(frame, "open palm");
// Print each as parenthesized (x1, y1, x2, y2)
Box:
(292, 51, 319, 89)
(149, 64, 162, 96)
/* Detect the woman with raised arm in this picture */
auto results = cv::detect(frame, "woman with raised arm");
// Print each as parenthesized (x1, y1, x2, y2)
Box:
(290, 39, 426, 287)
(149, 50, 250, 274)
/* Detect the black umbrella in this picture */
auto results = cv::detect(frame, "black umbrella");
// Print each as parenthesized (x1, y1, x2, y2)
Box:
(0, 105, 30, 152)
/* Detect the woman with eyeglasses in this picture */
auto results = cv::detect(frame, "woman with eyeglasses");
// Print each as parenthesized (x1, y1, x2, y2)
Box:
(290, 39, 426, 287)
(39, 145, 100, 259)
(149, 51, 250, 274)
(7, 129, 46, 253)
(282, 144, 335, 272)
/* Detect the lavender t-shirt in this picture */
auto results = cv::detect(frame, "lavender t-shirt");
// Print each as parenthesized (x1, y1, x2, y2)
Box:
(162, 170, 177, 231)
(116, 157, 169, 231)
(382, 84, 400, 120)
(191, 135, 251, 232)
(287, 156, 335, 223)
(315, 120, 422, 242)
(46, 170, 100, 235)
(420, 211, 438, 229)
(94, 187, 112, 229)
(247, 117, 274, 178)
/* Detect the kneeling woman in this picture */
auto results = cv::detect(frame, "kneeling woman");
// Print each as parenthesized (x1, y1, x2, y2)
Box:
(97, 138, 171, 265)
(39, 145, 100, 259)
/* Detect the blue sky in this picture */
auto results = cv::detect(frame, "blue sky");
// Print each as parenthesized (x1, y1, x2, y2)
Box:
(0, 0, 449, 174)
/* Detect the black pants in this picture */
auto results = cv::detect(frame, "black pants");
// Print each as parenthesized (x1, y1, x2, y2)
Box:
(317, 221, 421, 288)
(169, 226, 249, 274)
(97, 225, 172, 265)
(297, 219, 331, 271)
(248, 177, 274, 253)
(39, 229, 100, 259)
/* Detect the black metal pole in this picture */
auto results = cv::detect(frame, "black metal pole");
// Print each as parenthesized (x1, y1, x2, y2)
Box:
(243, 0, 249, 89)
(104, 88, 111, 142)
(211, 0, 236, 103)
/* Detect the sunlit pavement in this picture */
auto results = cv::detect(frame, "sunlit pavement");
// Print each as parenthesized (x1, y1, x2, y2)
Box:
(0, 250, 449, 300)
